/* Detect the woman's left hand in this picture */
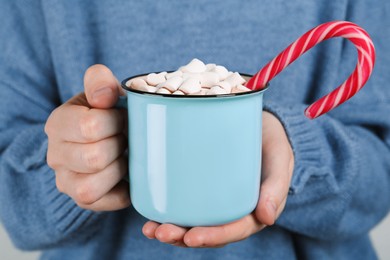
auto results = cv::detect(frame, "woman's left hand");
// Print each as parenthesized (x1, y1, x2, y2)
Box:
(142, 111, 294, 248)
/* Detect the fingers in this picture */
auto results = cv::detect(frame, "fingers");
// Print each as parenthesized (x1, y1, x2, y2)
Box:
(46, 104, 125, 143)
(55, 134, 127, 173)
(56, 157, 127, 205)
(143, 214, 265, 248)
(183, 215, 265, 247)
(155, 224, 189, 245)
(76, 180, 130, 211)
(142, 221, 160, 239)
(45, 64, 129, 212)
(84, 64, 122, 109)
(255, 112, 294, 226)
(143, 222, 189, 247)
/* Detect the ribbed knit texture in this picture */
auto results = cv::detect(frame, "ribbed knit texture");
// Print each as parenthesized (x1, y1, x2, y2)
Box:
(1, 0, 389, 259)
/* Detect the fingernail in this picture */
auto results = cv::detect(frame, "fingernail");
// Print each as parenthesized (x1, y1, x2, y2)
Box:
(92, 87, 113, 101)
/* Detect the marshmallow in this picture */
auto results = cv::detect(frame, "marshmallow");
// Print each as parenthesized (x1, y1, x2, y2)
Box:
(182, 72, 203, 81)
(132, 83, 157, 93)
(190, 88, 208, 95)
(206, 63, 216, 71)
(160, 76, 183, 92)
(179, 78, 201, 94)
(180, 58, 206, 73)
(213, 65, 230, 80)
(214, 81, 232, 93)
(130, 78, 148, 89)
(172, 90, 185, 95)
(165, 70, 183, 79)
(146, 72, 167, 86)
(200, 72, 219, 88)
(127, 59, 251, 96)
(143, 85, 158, 93)
(231, 84, 251, 93)
(155, 82, 165, 89)
(206, 86, 228, 95)
(156, 87, 171, 94)
(224, 72, 246, 87)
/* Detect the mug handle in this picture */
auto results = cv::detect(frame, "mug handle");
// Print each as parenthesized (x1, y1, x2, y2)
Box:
(115, 95, 128, 109)
(115, 95, 129, 182)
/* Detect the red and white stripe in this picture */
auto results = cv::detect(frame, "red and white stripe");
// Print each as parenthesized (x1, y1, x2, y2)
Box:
(246, 21, 375, 119)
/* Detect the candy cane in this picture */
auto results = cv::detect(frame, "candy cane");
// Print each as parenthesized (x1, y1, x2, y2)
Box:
(246, 21, 376, 119)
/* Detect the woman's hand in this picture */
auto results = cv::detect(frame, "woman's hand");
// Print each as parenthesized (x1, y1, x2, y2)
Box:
(45, 64, 130, 211)
(142, 111, 294, 247)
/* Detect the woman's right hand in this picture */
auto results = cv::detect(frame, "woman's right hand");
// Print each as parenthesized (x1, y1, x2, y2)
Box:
(45, 64, 130, 211)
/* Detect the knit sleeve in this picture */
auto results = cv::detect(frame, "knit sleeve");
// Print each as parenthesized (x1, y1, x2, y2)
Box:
(264, 101, 390, 240)
(0, 1, 103, 250)
(263, 0, 390, 240)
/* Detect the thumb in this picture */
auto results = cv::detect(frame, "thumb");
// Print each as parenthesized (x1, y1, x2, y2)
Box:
(255, 112, 294, 226)
(83, 64, 122, 109)
(255, 157, 292, 226)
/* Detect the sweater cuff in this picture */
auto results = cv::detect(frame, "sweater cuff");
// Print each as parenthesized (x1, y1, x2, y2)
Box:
(263, 100, 330, 194)
(39, 166, 103, 238)
(29, 127, 103, 239)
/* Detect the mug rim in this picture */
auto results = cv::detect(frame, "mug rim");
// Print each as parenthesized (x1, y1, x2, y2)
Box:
(121, 72, 268, 98)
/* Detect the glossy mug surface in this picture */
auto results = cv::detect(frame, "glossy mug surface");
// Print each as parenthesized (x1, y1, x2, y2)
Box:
(119, 73, 266, 227)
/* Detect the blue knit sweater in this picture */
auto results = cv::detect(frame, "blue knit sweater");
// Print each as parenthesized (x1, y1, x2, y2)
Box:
(1, 1, 389, 259)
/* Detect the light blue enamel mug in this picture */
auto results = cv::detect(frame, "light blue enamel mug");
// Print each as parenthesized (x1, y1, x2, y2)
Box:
(119, 73, 267, 227)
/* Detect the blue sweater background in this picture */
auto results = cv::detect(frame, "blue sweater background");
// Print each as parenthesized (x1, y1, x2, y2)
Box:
(1, 1, 389, 259)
